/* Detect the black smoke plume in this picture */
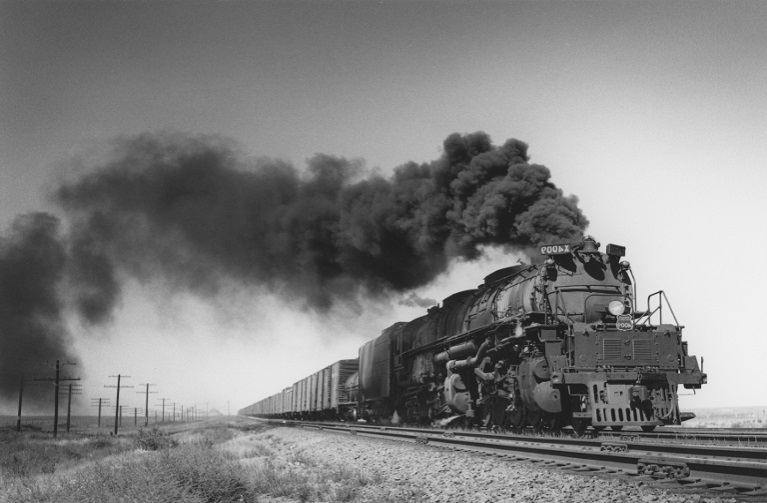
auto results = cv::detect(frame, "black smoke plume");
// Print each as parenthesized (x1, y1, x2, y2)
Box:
(55, 131, 587, 318)
(0, 213, 77, 405)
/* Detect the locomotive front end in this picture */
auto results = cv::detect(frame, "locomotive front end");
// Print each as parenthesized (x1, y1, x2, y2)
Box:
(564, 320, 705, 431)
(540, 237, 707, 432)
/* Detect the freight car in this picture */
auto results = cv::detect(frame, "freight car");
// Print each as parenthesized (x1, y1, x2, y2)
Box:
(240, 359, 359, 421)
(240, 237, 706, 434)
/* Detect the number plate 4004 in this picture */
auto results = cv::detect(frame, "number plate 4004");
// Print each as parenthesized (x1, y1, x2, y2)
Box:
(616, 315, 633, 331)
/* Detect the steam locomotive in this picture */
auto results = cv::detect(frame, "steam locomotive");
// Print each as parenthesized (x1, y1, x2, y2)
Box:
(240, 237, 706, 433)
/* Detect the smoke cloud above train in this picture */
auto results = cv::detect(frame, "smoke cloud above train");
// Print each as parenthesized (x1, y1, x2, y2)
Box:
(55, 131, 588, 321)
(0, 130, 587, 402)
(0, 213, 77, 404)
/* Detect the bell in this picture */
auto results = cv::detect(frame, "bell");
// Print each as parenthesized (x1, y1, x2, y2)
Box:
(580, 236, 600, 253)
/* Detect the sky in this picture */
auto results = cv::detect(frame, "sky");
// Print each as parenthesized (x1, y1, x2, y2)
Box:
(1, 0, 766, 418)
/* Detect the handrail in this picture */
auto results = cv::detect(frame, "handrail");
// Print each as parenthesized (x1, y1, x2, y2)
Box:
(635, 305, 661, 326)
(627, 268, 638, 313)
(552, 288, 575, 326)
(635, 290, 680, 327)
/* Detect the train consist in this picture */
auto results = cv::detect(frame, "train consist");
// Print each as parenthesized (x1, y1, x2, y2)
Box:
(240, 237, 707, 433)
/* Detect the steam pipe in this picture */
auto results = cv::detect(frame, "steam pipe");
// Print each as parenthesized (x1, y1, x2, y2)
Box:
(447, 339, 491, 372)
(433, 341, 477, 365)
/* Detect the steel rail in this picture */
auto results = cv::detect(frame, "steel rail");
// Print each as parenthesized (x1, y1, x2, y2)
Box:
(266, 417, 767, 451)
(316, 421, 767, 454)
(597, 427, 767, 445)
(302, 419, 767, 447)
(303, 423, 767, 498)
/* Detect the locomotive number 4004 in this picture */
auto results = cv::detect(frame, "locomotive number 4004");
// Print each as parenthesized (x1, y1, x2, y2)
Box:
(540, 244, 571, 255)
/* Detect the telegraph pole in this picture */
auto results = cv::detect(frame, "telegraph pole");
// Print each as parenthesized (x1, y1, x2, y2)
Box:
(133, 407, 144, 427)
(91, 398, 110, 428)
(116, 405, 126, 427)
(34, 360, 80, 438)
(137, 383, 157, 427)
(156, 398, 170, 423)
(105, 375, 132, 435)
(59, 383, 82, 433)
(16, 373, 24, 432)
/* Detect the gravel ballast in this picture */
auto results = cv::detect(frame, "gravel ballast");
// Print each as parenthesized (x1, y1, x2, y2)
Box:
(249, 426, 742, 503)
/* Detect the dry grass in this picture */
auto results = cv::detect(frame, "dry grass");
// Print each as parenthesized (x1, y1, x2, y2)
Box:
(0, 429, 131, 479)
(0, 418, 427, 503)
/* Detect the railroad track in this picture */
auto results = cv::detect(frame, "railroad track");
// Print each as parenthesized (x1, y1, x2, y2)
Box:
(596, 426, 767, 446)
(297, 422, 767, 499)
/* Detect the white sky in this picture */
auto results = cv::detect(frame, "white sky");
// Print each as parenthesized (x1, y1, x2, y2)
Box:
(1, 1, 766, 415)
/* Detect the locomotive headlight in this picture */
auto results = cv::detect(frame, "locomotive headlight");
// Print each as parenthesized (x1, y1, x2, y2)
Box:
(608, 300, 625, 316)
